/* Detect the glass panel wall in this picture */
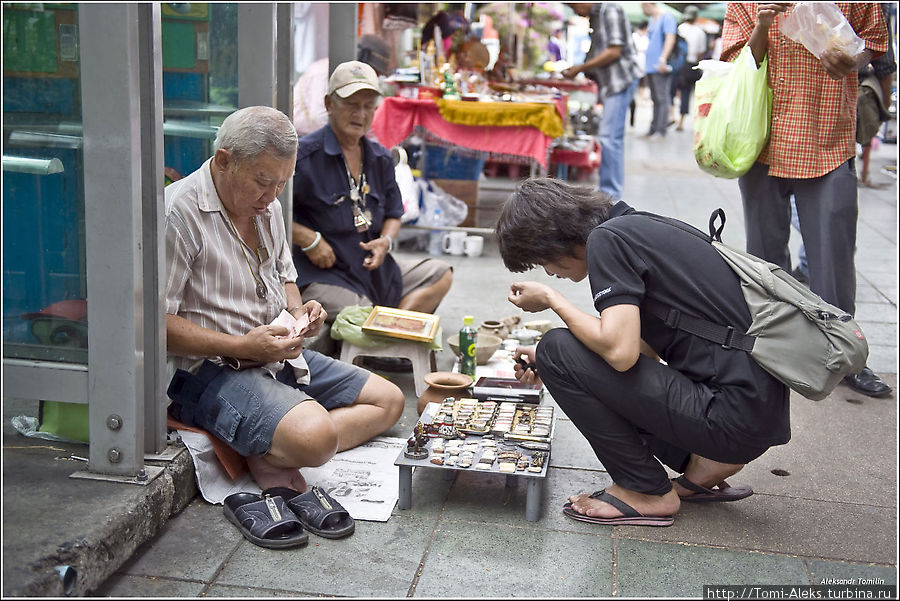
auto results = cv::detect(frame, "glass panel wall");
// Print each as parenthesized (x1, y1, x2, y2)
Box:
(161, 2, 237, 181)
(3, 4, 87, 364)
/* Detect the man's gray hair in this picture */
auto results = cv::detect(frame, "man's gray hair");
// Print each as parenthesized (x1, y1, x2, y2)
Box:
(214, 106, 298, 162)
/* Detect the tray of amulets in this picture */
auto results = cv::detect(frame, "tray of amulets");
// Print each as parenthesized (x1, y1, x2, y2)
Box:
(393, 397, 555, 478)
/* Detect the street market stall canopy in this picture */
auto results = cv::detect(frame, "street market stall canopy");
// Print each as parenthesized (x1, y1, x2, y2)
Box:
(697, 3, 727, 22)
(622, 3, 683, 25)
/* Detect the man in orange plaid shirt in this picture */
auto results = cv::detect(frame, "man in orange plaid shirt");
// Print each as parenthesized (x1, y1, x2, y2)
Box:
(721, 3, 892, 399)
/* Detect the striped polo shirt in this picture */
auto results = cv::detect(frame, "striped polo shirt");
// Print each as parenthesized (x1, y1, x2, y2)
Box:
(165, 158, 299, 375)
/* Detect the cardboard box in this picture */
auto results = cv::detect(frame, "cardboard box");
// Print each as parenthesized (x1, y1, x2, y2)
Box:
(432, 178, 479, 227)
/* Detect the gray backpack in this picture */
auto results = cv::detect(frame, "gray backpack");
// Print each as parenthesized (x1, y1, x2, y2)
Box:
(642, 209, 869, 401)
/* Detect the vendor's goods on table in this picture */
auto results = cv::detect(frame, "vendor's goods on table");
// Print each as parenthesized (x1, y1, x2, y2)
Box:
(401, 397, 555, 474)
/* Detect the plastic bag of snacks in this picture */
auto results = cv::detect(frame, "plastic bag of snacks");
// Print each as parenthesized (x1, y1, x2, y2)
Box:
(781, 2, 867, 68)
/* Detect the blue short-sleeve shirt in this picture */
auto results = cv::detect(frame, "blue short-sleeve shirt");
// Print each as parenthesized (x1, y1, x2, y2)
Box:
(293, 125, 405, 306)
(645, 11, 677, 74)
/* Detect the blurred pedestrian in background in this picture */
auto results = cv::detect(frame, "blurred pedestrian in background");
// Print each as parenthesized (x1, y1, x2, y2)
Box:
(673, 6, 707, 131)
(641, 2, 678, 139)
(563, 3, 642, 200)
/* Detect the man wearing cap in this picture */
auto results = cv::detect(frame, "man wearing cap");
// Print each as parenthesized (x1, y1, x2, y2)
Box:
(293, 36, 391, 137)
(292, 61, 453, 349)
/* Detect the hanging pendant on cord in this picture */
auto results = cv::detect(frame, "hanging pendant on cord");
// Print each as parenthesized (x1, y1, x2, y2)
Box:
(225, 212, 268, 300)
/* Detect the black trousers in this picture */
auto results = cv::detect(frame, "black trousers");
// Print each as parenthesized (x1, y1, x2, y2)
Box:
(536, 328, 771, 496)
(738, 159, 859, 316)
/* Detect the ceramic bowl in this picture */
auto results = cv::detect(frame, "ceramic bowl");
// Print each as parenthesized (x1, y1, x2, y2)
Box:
(510, 327, 541, 345)
(446, 333, 503, 365)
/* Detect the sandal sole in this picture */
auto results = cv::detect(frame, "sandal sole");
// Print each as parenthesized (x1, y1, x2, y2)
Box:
(562, 506, 674, 527)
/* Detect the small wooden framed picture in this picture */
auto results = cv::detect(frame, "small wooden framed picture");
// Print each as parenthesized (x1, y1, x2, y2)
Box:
(361, 306, 440, 343)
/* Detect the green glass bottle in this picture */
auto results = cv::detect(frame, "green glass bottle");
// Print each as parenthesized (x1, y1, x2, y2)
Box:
(459, 315, 477, 378)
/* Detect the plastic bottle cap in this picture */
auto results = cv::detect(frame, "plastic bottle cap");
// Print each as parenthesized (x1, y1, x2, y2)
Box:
(463, 316, 474, 325)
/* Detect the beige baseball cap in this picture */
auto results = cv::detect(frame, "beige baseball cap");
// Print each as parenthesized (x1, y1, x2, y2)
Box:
(327, 61, 381, 98)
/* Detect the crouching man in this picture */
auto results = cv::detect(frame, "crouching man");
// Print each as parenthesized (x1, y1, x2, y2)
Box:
(497, 178, 788, 526)
(165, 106, 404, 493)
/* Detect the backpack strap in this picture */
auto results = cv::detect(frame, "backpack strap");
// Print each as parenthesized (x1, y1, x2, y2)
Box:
(708, 208, 726, 242)
(631, 208, 755, 352)
(643, 297, 755, 352)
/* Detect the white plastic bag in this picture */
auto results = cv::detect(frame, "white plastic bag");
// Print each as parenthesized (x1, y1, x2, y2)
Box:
(393, 147, 420, 223)
(781, 3, 866, 65)
(695, 59, 734, 82)
(416, 179, 468, 228)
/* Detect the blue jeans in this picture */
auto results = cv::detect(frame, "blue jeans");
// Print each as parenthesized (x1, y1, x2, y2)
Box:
(647, 72, 672, 135)
(598, 78, 639, 200)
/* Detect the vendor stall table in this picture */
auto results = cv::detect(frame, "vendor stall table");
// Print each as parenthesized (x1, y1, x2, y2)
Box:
(550, 137, 602, 180)
(485, 137, 601, 181)
(516, 78, 597, 96)
(371, 96, 565, 172)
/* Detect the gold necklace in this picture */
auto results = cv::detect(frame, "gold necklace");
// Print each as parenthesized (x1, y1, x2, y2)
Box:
(224, 212, 267, 300)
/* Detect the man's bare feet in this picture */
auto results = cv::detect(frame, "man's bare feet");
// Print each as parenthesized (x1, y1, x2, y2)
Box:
(674, 454, 744, 499)
(247, 454, 308, 492)
(567, 483, 680, 518)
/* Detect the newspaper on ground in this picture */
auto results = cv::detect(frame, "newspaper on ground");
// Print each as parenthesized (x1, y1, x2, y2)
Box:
(178, 430, 405, 522)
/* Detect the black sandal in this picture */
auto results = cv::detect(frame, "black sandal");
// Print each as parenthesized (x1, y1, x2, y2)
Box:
(223, 492, 308, 549)
(263, 486, 355, 539)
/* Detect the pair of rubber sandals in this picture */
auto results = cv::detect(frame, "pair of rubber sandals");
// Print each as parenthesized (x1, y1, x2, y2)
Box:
(563, 477, 754, 528)
(223, 485, 355, 549)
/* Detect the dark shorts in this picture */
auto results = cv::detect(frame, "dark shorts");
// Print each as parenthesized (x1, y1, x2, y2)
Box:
(179, 349, 369, 457)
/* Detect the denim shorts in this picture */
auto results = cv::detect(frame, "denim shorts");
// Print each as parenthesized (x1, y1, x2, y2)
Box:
(190, 349, 369, 457)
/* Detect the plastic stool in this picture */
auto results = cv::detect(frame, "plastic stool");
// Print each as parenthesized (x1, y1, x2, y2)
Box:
(340, 340, 437, 398)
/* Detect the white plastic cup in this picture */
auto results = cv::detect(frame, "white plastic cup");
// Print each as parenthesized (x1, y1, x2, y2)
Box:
(463, 235, 484, 257)
(441, 231, 466, 255)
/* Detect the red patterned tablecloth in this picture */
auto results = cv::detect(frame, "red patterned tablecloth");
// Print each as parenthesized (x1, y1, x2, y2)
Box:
(371, 97, 558, 168)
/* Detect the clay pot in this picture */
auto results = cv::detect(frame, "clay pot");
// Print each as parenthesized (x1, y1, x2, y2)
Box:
(417, 371, 474, 415)
(478, 319, 509, 340)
